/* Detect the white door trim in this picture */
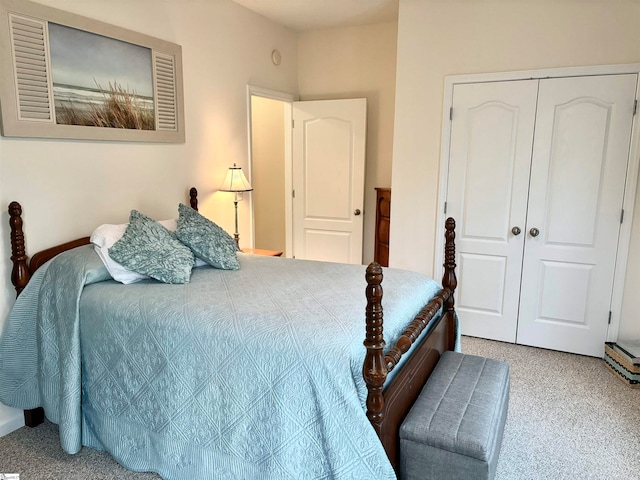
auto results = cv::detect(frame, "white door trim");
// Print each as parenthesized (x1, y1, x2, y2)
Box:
(434, 63, 640, 344)
(246, 85, 297, 256)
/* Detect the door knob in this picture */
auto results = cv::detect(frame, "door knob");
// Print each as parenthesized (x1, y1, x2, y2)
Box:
(354, 209, 361, 216)
(529, 227, 540, 237)
(511, 226, 521, 236)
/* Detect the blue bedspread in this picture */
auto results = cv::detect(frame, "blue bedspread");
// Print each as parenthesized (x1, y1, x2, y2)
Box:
(0, 246, 447, 479)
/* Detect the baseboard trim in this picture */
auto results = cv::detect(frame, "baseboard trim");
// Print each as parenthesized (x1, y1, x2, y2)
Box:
(0, 409, 25, 437)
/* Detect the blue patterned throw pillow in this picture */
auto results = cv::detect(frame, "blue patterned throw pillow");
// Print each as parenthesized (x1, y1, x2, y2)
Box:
(176, 203, 239, 270)
(109, 210, 195, 284)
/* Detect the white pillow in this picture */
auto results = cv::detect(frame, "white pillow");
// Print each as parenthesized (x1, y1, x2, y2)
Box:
(91, 219, 205, 284)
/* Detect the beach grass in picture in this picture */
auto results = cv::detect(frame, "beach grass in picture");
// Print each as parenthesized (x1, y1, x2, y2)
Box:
(48, 22, 155, 130)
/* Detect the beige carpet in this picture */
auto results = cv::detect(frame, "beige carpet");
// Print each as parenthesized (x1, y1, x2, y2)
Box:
(0, 336, 638, 479)
(462, 336, 640, 480)
(0, 419, 160, 479)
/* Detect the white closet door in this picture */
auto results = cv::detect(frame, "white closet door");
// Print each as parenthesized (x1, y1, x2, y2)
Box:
(517, 74, 637, 357)
(447, 80, 538, 342)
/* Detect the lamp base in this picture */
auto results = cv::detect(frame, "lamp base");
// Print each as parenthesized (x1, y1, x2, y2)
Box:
(233, 199, 240, 250)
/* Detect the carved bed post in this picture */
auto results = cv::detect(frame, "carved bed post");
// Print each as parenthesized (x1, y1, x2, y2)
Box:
(9, 202, 30, 297)
(442, 217, 457, 310)
(442, 218, 457, 345)
(190, 187, 198, 211)
(363, 262, 387, 436)
(8, 202, 45, 427)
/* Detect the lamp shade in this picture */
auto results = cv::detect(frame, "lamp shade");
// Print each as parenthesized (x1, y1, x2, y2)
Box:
(219, 164, 253, 192)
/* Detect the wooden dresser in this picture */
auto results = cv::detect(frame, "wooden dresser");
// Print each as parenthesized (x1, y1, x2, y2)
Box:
(374, 188, 391, 267)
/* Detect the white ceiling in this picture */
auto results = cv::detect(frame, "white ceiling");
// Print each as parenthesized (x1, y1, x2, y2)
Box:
(231, 0, 399, 32)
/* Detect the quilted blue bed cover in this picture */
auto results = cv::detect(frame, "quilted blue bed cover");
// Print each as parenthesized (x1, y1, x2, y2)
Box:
(0, 245, 447, 479)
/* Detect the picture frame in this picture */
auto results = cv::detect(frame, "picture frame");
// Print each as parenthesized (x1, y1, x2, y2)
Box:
(0, 0, 185, 143)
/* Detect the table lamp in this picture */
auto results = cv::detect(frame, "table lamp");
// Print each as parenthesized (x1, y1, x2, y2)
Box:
(219, 163, 253, 248)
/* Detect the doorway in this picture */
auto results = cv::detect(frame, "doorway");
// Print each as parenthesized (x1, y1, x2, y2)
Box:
(248, 87, 368, 264)
(247, 86, 294, 257)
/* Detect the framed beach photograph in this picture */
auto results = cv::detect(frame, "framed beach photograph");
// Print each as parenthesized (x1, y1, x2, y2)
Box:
(0, 0, 185, 143)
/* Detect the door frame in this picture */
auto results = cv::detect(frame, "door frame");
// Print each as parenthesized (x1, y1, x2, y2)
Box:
(246, 85, 297, 257)
(434, 63, 640, 343)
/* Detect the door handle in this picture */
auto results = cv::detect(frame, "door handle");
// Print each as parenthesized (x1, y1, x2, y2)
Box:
(529, 227, 540, 237)
(354, 209, 361, 216)
(511, 226, 521, 236)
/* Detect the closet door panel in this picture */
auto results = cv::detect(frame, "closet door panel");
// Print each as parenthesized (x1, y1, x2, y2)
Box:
(517, 74, 637, 357)
(545, 101, 609, 245)
(447, 80, 538, 342)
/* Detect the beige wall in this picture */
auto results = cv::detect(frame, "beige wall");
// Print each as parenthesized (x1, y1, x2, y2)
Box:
(0, 0, 298, 434)
(251, 96, 286, 252)
(297, 21, 398, 264)
(391, 0, 640, 340)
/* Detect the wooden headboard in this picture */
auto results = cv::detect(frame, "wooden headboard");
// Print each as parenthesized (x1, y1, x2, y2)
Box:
(8, 187, 200, 297)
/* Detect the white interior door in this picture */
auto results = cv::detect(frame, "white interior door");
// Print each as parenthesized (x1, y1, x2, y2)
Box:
(292, 98, 367, 264)
(446, 80, 538, 342)
(516, 74, 637, 357)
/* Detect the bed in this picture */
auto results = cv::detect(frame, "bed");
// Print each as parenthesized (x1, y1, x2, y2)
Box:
(1, 188, 458, 479)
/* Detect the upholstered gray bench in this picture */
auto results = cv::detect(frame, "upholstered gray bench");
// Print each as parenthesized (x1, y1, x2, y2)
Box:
(399, 351, 510, 480)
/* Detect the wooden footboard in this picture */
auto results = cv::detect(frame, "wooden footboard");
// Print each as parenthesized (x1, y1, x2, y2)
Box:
(364, 218, 457, 469)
